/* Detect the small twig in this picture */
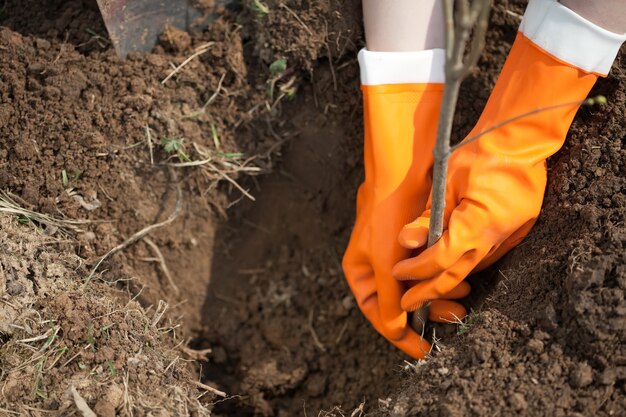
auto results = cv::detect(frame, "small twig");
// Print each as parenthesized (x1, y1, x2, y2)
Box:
(145, 124, 154, 165)
(167, 159, 214, 168)
(242, 219, 271, 234)
(499, 5, 523, 20)
(308, 309, 326, 352)
(49, 31, 70, 68)
(83, 180, 183, 289)
(16, 329, 54, 345)
(207, 161, 256, 201)
(280, 3, 313, 36)
(334, 321, 349, 345)
(180, 345, 212, 361)
(450, 98, 596, 152)
(202, 73, 227, 110)
(191, 380, 227, 398)
(410, 305, 430, 335)
(0, 191, 89, 233)
(164, 356, 180, 374)
(326, 43, 337, 92)
(144, 237, 180, 295)
(68, 386, 97, 417)
(60, 352, 81, 369)
(161, 42, 214, 84)
(460, 1, 490, 79)
(350, 402, 366, 417)
(151, 300, 169, 327)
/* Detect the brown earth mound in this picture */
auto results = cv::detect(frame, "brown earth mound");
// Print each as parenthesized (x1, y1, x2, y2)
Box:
(1, 0, 624, 416)
(0, 215, 212, 415)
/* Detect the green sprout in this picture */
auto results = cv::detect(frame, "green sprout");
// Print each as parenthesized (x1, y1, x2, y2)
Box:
(250, 0, 269, 17)
(34, 360, 47, 399)
(583, 95, 607, 106)
(267, 58, 289, 100)
(456, 313, 476, 335)
(279, 76, 297, 99)
(160, 137, 190, 162)
(41, 324, 58, 352)
(216, 152, 244, 159)
(269, 58, 287, 75)
(101, 323, 113, 340)
(16, 214, 29, 225)
(107, 360, 117, 377)
(61, 169, 81, 188)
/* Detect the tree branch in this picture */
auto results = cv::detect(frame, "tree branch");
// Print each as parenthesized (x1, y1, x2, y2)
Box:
(450, 97, 602, 153)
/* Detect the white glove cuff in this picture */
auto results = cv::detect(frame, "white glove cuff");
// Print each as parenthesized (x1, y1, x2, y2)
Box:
(520, 0, 626, 76)
(358, 48, 445, 86)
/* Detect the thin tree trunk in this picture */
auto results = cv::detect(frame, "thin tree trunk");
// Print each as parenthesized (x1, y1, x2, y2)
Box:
(427, 0, 491, 247)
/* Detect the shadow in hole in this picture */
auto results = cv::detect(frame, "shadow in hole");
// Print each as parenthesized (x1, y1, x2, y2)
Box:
(195, 94, 359, 414)
(192, 91, 504, 414)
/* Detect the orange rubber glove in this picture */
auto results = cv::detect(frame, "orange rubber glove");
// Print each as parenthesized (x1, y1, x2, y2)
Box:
(342, 49, 469, 359)
(393, 0, 626, 312)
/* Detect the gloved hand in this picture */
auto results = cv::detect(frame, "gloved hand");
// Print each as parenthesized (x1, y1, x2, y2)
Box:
(343, 49, 469, 358)
(392, 0, 624, 312)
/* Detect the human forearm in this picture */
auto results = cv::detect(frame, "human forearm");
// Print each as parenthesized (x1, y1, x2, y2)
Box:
(560, 0, 626, 33)
(362, 0, 444, 51)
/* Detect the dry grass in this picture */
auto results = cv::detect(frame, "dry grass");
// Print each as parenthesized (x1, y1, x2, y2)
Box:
(0, 210, 212, 415)
(0, 191, 90, 234)
(161, 42, 214, 84)
(166, 141, 262, 202)
(83, 178, 183, 289)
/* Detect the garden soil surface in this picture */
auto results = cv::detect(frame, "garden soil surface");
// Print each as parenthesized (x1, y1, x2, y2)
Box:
(1, 0, 625, 416)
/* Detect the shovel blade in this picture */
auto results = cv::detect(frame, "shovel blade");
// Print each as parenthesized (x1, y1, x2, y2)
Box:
(96, 0, 211, 57)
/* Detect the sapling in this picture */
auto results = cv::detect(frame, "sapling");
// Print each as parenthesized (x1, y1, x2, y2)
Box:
(411, 0, 492, 336)
(267, 58, 296, 101)
(429, 0, 492, 247)
(415, 1, 606, 335)
(429, 1, 607, 246)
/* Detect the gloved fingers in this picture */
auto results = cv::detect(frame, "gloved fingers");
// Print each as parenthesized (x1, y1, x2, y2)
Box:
(360, 294, 432, 359)
(373, 269, 410, 341)
(400, 250, 481, 312)
(391, 328, 433, 359)
(397, 210, 430, 249)
(393, 200, 487, 281)
(398, 199, 455, 250)
(368, 306, 431, 359)
(428, 299, 467, 323)
(344, 251, 410, 341)
(473, 218, 536, 272)
(393, 228, 465, 281)
(356, 290, 408, 347)
(441, 280, 471, 299)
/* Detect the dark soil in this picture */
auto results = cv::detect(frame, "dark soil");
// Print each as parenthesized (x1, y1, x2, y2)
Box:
(1, 0, 624, 416)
